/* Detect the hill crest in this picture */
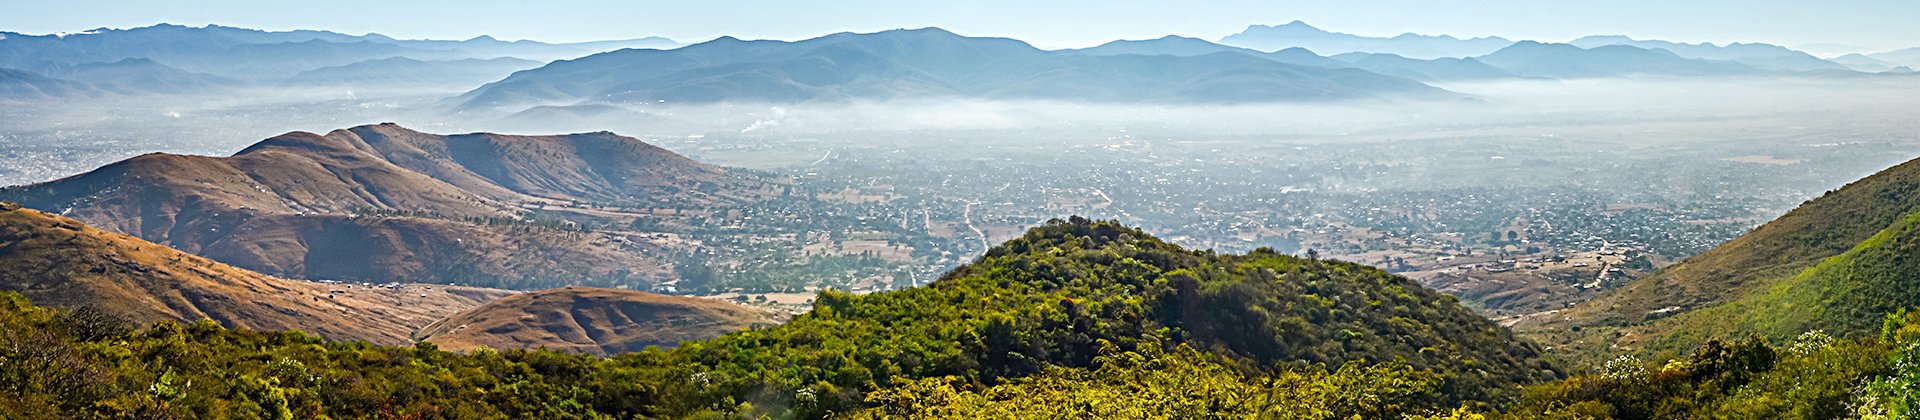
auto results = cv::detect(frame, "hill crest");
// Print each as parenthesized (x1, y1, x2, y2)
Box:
(0, 124, 768, 289)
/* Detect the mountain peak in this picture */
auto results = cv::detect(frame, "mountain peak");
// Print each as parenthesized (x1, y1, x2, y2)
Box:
(871, 27, 963, 38)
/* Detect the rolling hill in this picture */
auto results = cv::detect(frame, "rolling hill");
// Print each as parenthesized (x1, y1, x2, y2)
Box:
(1568, 35, 1849, 72)
(1332, 52, 1519, 82)
(39, 58, 236, 94)
(1476, 41, 1761, 78)
(1069, 36, 1516, 82)
(453, 27, 1454, 110)
(287, 57, 543, 87)
(417, 286, 776, 355)
(0, 123, 776, 289)
(1869, 47, 1920, 68)
(1832, 53, 1902, 72)
(1520, 156, 1920, 360)
(0, 201, 514, 345)
(0, 67, 98, 101)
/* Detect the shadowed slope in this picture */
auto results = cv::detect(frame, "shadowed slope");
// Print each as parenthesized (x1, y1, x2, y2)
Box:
(0, 202, 514, 345)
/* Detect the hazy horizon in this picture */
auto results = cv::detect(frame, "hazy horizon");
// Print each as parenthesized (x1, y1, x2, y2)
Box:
(5, 0, 1918, 52)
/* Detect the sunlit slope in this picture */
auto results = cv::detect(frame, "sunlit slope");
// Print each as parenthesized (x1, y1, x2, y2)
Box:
(0, 202, 512, 345)
(1629, 210, 1920, 352)
(0, 123, 773, 288)
(1523, 156, 1920, 359)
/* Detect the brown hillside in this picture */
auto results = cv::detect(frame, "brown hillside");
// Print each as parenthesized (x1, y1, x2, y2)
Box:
(0, 123, 774, 288)
(417, 286, 777, 356)
(0, 202, 515, 345)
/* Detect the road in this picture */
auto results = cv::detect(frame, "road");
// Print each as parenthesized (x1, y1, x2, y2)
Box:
(963, 201, 989, 252)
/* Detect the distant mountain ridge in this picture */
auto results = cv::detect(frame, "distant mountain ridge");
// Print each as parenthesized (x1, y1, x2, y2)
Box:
(1331, 52, 1519, 81)
(3, 21, 1894, 104)
(45, 57, 237, 94)
(0, 23, 679, 95)
(1069, 35, 1264, 57)
(1568, 35, 1847, 72)
(0, 23, 677, 77)
(1476, 41, 1761, 78)
(1068, 34, 1768, 82)
(0, 67, 99, 101)
(1868, 47, 1920, 68)
(288, 57, 542, 87)
(1219, 21, 1514, 59)
(454, 27, 1454, 110)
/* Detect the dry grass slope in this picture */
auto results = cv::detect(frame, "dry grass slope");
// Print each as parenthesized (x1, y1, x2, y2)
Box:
(0, 202, 515, 345)
(418, 286, 777, 356)
(0, 123, 775, 288)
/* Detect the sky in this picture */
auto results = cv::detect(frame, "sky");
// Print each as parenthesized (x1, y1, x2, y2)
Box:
(4, 0, 1917, 52)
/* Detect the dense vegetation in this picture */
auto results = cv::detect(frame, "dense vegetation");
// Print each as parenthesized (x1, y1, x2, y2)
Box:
(11, 291, 1920, 419)
(11, 217, 1920, 418)
(1, 217, 1558, 418)
(1495, 311, 1920, 419)
(664, 217, 1559, 409)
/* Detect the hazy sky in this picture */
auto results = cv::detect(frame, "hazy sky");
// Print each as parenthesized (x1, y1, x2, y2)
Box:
(5, 0, 1916, 52)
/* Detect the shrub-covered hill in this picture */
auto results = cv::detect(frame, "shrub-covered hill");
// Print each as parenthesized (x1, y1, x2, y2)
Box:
(672, 217, 1561, 407)
(0, 217, 1559, 418)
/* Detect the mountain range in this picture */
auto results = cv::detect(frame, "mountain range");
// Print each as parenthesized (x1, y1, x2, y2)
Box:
(1866, 47, 1920, 68)
(1474, 41, 1762, 78)
(1071, 34, 1778, 81)
(0, 24, 676, 78)
(0, 67, 99, 100)
(0, 23, 683, 101)
(452, 27, 1455, 110)
(1219, 21, 1516, 59)
(39, 57, 236, 94)
(287, 57, 543, 87)
(1567, 35, 1849, 72)
(3, 22, 1906, 106)
(0, 123, 778, 290)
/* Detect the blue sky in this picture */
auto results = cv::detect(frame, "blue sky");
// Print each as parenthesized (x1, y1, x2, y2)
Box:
(4, 0, 1916, 52)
